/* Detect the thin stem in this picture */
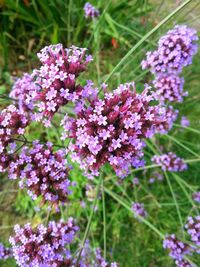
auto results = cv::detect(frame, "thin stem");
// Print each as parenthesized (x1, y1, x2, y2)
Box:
(102, 179, 106, 259)
(76, 174, 102, 265)
(164, 171, 184, 237)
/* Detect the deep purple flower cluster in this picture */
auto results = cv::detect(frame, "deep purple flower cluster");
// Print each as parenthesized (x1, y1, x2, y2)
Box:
(0, 243, 12, 260)
(131, 202, 147, 219)
(163, 234, 191, 260)
(181, 116, 190, 128)
(84, 2, 100, 18)
(152, 152, 187, 172)
(185, 216, 200, 249)
(32, 44, 93, 125)
(192, 192, 200, 203)
(0, 105, 29, 172)
(142, 25, 198, 74)
(9, 218, 79, 267)
(10, 73, 39, 112)
(8, 141, 73, 205)
(61, 82, 177, 178)
(153, 74, 187, 103)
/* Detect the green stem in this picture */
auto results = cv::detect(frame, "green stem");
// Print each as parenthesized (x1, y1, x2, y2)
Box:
(102, 179, 107, 259)
(76, 174, 102, 264)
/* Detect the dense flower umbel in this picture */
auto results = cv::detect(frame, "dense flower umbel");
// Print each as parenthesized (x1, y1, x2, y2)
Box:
(9, 218, 78, 267)
(192, 192, 200, 203)
(0, 105, 29, 172)
(142, 25, 198, 74)
(84, 2, 99, 18)
(61, 82, 177, 178)
(153, 74, 187, 103)
(9, 141, 73, 206)
(152, 152, 187, 172)
(131, 202, 147, 219)
(185, 216, 200, 249)
(0, 243, 12, 260)
(163, 234, 191, 260)
(10, 73, 39, 112)
(32, 44, 93, 124)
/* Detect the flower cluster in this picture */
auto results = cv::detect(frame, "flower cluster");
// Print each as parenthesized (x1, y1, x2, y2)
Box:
(0, 105, 29, 173)
(175, 259, 193, 267)
(163, 234, 191, 260)
(185, 216, 200, 249)
(142, 25, 198, 104)
(181, 116, 190, 128)
(154, 106, 178, 134)
(62, 82, 177, 178)
(142, 25, 198, 74)
(10, 73, 39, 112)
(84, 2, 100, 18)
(0, 243, 12, 260)
(131, 202, 147, 219)
(192, 192, 200, 203)
(32, 44, 93, 125)
(9, 218, 79, 267)
(8, 141, 73, 206)
(78, 241, 118, 267)
(153, 74, 187, 103)
(152, 152, 187, 172)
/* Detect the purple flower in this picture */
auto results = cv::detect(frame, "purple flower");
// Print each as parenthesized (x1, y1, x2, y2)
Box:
(163, 234, 191, 260)
(9, 219, 79, 267)
(33, 44, 93, 122)
(193, 192, 200, 203)
(153, 74, 187, 103)
(10, 73, 39, 112)
(131, 202, 147, 219)
(152, 152, 187, 172)
(175, 259, 194, 267)
(8, 141, 74, 206)
(142, 25, 198, 74)
(0, 105, 29, 173)
(185, 216, 200, 249)
(84, 2, 99, 18)
(181, 116, 190, 128)
(61, 83, 177, 179)
(0, 243, 12, 260)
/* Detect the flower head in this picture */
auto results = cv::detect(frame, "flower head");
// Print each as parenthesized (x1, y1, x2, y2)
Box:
(185, 216, 200, 249)
(142, 25, 198, 74)
(84, 2, 99, 18)
(0, 243, 12, 260)
(153, 74, 187, 103)
(152, 152, 187, 172)
(9, 219, 78, 267)
(8, 141, 74, 206)
(32, 44, 93, 123)
(163, 234, 191, 260)
(181, 116, 190, 128)
(131, 202, 147, 219)
(62, 82, 177, 179)
(10, 73, 39, 112)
